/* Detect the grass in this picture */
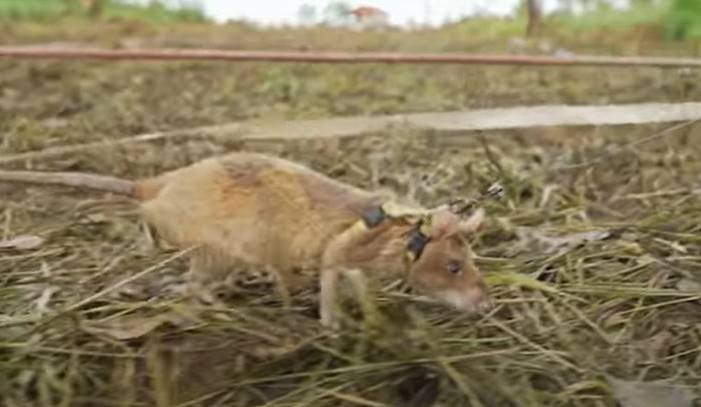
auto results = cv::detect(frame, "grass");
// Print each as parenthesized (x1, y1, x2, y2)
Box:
(0, 17, 701, 407)
(2, 122, 700, 406)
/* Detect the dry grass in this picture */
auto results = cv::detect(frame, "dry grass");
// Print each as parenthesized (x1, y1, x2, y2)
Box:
(1, 20, 701, 407)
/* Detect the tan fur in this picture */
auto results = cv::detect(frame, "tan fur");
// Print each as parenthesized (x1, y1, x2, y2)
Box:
(138, 154, 386, 273)
(0, 152, 491, 327)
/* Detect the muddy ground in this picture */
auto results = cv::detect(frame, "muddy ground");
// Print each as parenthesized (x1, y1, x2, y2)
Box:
(1, 21, 700, 407)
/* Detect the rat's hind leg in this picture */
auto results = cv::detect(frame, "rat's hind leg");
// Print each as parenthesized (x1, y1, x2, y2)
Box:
(185, 246, 236, 305)
(266, 265, 308, 309)
(140, 220, 176, 253)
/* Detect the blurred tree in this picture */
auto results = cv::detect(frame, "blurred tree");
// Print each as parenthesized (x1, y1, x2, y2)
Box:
(323, 1, 352, 25)
(86, 0, 107, 18)
(525, 0, 542, 36)
(666, 0, 701, 39)
(297, 3, 317, 26)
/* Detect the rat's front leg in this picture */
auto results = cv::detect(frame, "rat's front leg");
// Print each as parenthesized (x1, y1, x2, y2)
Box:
(319, 223, 369, 330)
(319, 265, 341, 329)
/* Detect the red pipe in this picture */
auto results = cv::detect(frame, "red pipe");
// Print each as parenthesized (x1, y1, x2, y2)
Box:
(1, 46, 700, 68)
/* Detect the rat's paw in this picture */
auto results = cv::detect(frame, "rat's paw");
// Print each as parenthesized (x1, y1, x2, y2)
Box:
(320, 307, 342, 337)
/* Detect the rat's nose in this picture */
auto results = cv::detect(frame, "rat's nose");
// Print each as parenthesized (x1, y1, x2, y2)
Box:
(477, 294, 494, 312)
(469, 287, 493, 313)
(446, 284, 492, 314)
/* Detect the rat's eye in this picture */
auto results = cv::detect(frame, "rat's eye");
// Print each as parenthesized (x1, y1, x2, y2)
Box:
(447, 260, 462, 275)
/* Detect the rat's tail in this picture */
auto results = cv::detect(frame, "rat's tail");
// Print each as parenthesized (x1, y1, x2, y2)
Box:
(0, 170, 138, 198)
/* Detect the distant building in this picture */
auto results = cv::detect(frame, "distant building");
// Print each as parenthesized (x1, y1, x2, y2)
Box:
(348, 6, 389, 29)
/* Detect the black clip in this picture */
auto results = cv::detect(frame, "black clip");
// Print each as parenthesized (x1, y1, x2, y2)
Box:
(406, 226, 430, 261)
(361, 205, 387, 228)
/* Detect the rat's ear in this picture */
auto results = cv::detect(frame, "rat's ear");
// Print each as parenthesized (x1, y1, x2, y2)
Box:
(458, 208, 485, 237)
(427, 210, 466, 238)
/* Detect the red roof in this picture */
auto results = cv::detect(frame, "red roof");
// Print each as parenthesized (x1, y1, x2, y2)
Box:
(350, 6, 387, 18)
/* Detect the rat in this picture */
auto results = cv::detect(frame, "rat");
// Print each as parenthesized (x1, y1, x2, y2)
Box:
(0, 151, 492, 328)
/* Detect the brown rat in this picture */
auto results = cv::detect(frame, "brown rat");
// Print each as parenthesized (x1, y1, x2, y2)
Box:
(0, 152, 491, 327)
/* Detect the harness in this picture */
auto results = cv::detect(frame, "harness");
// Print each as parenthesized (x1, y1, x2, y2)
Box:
(359, 203, 432, 263)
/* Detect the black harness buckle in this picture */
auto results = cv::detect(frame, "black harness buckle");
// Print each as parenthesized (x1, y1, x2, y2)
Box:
(361, 205, 387, 228)
(406, 226, 430, 261)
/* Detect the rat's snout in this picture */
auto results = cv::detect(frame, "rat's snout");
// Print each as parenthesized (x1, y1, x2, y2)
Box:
(470, 286, 494, 313)
(439, 282, 492, 314)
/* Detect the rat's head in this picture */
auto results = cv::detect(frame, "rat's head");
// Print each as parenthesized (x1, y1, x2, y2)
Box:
(405, 208, 491, 314)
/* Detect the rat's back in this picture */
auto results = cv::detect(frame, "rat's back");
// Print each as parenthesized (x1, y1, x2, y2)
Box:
(138, 152, 386, 268)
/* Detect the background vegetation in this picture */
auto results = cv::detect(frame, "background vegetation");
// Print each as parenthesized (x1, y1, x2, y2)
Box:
(0, 0, 207, 23)
(0, 0, 700, 44)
